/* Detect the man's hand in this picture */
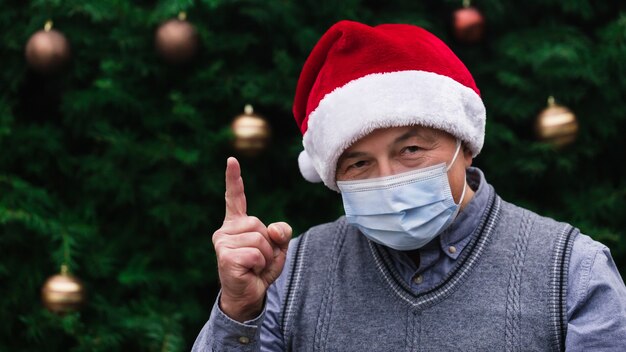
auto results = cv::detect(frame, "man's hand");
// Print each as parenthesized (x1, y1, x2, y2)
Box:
(212, 157, 292, 322)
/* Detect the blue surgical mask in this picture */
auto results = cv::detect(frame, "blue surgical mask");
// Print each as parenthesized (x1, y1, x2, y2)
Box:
(336, 140, 467, 251)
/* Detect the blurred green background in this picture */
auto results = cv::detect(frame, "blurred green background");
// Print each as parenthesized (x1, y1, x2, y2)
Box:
(1, 0, 625, 350)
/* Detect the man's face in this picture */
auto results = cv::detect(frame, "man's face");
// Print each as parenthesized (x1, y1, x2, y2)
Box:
(335, 126, 473, 204)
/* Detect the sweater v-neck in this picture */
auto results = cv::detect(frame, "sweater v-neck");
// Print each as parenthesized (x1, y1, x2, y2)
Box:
(367, 185, 501, 309)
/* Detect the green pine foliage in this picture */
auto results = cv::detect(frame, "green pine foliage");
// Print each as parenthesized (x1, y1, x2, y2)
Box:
(1, 0, 625, 350)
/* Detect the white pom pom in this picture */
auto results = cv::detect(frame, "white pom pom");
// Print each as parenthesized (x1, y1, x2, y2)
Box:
(298, 150, 322, 183)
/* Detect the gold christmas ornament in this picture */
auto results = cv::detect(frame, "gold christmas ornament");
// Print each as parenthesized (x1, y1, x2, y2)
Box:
(535, 96, 579, 147)
(453, 0, 485, 43)
(25, 20, 71, 73)
(41, 265, 86, 314)
(231, 104, 271, 156)
(155, 12, 199, 64)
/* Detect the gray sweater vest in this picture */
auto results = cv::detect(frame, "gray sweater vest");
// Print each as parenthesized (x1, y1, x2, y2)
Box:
(280, 188, 578, 352)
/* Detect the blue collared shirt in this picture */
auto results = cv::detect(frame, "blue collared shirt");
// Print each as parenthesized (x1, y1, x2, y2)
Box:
(193, 167, 626, 351)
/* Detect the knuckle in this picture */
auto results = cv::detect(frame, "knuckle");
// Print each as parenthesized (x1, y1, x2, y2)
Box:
(229, 252, 243, 265)
(232, 250, 255, 266)
(246, 216, 263, 229)
(230, 252, 243, 265)
(216, 248, 231, 266)
(251, 232, 267, 247)
(256, 250, 266, 262)
(250, 249, 265, 264)
(212, 231, 222, 246)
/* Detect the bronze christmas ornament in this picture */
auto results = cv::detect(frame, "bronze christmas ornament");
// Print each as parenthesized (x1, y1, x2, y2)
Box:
(535, 96, 579, 148)
(155, 12, 199, 64)
(41, 265, 86, 314)
(231, 104, 271, 156)
(25, 20, 71, 73)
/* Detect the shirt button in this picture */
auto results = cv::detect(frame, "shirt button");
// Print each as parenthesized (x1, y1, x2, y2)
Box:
(448, 246, 457, 254)
(238, 336, 250, 344)
(413, 275, 423, 284)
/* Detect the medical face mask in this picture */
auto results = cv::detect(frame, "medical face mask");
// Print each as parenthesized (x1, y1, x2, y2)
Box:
(336, 140, 467, 251)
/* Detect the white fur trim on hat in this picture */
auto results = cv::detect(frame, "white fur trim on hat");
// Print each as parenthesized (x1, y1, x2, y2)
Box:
(298, 150, 322, 183)
(302, 70, 486, 191)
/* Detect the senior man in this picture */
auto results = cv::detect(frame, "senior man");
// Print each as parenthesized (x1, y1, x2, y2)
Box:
(193, 20, 626, 351)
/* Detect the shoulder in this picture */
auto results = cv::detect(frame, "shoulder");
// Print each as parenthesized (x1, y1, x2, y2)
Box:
(498, 198, 570, 231)
(495, 198, 578, 249)
(570, 233, 608, 273)
(496, 198, 624, 308)
(568, 233, 625, 307)
(565, 233, 626, 348)
(494, 197, 619, 287)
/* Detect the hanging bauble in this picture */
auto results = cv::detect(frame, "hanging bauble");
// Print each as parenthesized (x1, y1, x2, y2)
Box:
(155, 12, 199, 64)
(453, 0, 485, 44)
(231, 104, 271, 156)
(41, 265, 86, 314)
(535, 96, 578, 148)
(25, 20, 71, 74)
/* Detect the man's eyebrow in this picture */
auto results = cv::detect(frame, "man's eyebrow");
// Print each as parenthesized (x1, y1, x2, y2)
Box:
(339, 151, 368, 160)
(393, 129, 418, 144)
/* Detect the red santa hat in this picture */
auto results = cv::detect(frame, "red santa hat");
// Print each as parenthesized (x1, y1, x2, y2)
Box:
(293, 20, 486, 191)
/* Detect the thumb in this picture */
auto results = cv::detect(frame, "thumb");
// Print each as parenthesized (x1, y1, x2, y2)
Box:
(267, 222, 292, 251)
(260, 222, 292, 285)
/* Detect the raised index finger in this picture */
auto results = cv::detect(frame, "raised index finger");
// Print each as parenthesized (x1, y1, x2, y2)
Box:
(224, 157, 247, 220)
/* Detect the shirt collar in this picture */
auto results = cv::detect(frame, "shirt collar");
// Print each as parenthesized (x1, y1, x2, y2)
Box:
(379, 167, 491, 271)
(438, 166, 489, 259)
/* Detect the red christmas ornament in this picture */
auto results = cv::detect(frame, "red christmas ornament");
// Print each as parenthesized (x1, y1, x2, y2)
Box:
(25, 20, 71, 73)
(155, 12, 199, 64)
(453, 0, 485, 43)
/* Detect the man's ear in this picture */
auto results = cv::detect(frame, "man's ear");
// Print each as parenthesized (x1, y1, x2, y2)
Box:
(462, 144, 473, 168)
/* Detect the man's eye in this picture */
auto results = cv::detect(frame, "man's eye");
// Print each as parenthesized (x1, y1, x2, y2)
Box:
(349, 160, 368, 169)
(401, 146, 420, 154)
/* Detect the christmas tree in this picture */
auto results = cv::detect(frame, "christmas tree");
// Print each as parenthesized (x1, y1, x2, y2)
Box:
(1, 0, 625, 350)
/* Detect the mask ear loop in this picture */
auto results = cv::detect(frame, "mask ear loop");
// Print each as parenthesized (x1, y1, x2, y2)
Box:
(447, 139, 468, 206)
(457, 176, 468, 206)
(446, 139, 462, 172)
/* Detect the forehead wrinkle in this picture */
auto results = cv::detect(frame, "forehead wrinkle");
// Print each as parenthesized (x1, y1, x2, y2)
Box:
(390, 126, 437, 148)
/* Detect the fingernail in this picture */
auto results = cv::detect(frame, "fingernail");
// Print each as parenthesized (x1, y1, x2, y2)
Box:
(279, 226, 285, 240)
(273, 246, 280, 257)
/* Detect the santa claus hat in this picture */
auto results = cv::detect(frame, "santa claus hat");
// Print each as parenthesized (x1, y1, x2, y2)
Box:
(293, 20, 486, 191)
